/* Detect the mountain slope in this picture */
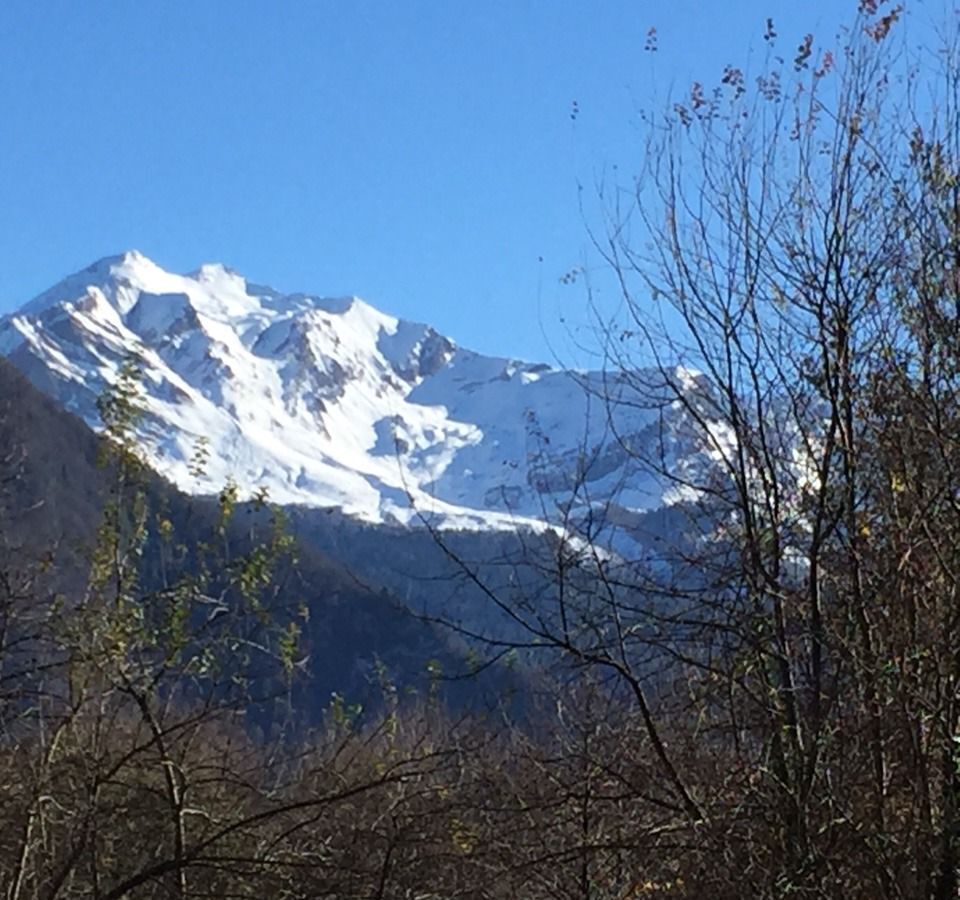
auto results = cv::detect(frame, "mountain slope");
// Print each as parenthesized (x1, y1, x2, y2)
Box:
(0, 252, 729, 534)
(0, 356, 519, 713)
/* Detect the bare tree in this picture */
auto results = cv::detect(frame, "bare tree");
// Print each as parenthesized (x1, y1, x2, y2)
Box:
(419, 4, 960, 897)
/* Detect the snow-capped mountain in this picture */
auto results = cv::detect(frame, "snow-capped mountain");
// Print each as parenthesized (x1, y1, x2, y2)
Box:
(0, 252, 728, 532)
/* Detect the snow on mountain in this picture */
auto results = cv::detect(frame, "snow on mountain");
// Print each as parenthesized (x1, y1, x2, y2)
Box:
(0, 252, 729, 533)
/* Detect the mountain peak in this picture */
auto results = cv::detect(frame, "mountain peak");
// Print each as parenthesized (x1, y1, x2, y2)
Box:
(16, 251, 186, 318)
(191, 261, 245, 285)
(86, 249, 148, 270)
(86, 249, 160, 282)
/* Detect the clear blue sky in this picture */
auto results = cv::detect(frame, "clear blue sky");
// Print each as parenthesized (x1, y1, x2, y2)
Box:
(0, 1, 867, 362)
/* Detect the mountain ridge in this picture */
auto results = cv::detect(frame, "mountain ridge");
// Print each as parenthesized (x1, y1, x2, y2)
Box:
(0, 252, 728, 536)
